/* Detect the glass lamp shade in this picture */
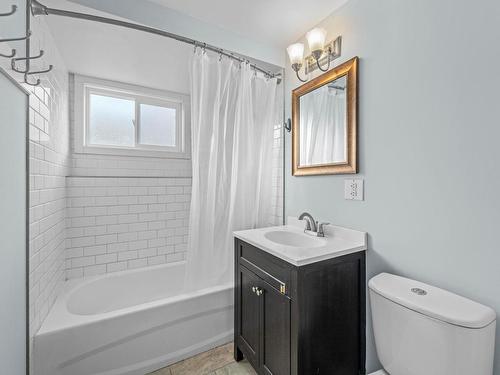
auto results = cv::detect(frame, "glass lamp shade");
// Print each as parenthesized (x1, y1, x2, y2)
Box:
(287, 43, 304, 65)
(306, 28, 327, 53)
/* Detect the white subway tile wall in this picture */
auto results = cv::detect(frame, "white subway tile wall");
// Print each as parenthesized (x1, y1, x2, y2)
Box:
(30, 52, 69, 367)
(28, 74, 70, 341)
(271, 123, 284, 226)
(71, 153, 192, 177)
(65, 177, 190, 278)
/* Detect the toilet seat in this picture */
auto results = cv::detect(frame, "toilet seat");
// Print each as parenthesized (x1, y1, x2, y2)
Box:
(368, 371, 388, 375)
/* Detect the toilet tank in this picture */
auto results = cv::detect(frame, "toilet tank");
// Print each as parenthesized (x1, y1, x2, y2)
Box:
(369, 273, 496, 375)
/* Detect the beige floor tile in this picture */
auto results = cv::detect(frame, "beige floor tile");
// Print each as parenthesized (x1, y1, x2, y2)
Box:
(148, 367, 172, 375)
(169, 343, 235, 375)
(209, 360, 257, 375)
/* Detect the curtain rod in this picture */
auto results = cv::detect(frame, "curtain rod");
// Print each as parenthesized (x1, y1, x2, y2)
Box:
(30, 0, 282, 79)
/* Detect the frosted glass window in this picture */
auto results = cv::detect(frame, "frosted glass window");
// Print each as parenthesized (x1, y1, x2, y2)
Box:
(88, 94, 135, 147)
(139, 104, 177, 147)
(80, 78, 187, 156)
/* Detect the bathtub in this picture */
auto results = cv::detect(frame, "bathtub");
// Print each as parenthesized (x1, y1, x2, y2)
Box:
(34, 261, 234, 375)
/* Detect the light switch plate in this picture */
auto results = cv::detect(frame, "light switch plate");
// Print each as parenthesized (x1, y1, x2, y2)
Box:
(344, 179, 364, 201)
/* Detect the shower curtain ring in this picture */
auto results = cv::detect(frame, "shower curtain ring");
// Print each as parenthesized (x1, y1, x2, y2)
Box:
(218, 49, 223, 61)
(202, 43, 207, 54)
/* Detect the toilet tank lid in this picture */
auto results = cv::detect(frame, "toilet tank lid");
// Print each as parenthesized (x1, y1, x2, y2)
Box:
(369, 273, 496, 329)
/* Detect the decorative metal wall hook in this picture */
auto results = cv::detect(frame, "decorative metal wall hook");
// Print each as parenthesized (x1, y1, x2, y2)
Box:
(26, 64, 53, 75)
(0, 30, 31, 43)
(0, 4, 17, 17)
(0, 49, 16, 58)
(0, 31, 31, 43)
(11, 49, 45, 73)
(24, 73, 40, 87)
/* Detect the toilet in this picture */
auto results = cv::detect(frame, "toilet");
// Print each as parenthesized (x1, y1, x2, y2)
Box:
(368, 273, 497, 375)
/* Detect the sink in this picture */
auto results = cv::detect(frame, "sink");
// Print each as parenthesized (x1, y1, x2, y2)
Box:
(264, 230, 324, 248)
(234, 219, 367, 266)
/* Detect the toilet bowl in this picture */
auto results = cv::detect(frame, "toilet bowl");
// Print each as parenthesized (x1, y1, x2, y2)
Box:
(368, 273, 496, 375)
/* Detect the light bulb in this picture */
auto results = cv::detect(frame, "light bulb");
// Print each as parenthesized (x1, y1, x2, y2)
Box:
(306, 28, 327, 57)
(287, 43, 304, 66)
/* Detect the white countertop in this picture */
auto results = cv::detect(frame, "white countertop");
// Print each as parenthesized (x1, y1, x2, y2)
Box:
(234, 218, 367, 266)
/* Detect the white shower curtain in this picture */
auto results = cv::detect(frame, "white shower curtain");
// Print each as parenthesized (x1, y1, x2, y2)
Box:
(185, 51, 280, 291)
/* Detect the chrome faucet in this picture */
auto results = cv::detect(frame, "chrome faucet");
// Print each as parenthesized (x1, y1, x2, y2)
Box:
(317, 222, 330, 237)
(298, 212, 317, 232)
(298, 212, 330, 237)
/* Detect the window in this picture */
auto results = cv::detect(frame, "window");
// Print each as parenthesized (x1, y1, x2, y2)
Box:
(74, 75, 190, 158)
(88, 93, 135, 147)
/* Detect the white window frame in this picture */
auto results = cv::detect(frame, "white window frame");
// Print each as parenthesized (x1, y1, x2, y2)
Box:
(74, 74, 190, 159)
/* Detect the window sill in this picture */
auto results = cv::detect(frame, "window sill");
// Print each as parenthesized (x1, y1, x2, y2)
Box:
(75, 145, 191, 160)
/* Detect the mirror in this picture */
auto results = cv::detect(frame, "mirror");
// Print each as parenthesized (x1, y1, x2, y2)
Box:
(292, 57, 358, 175)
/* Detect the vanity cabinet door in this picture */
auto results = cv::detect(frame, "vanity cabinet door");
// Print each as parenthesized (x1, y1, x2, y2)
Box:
(237, 266, 261, 369)
(260, 281, 291, 375)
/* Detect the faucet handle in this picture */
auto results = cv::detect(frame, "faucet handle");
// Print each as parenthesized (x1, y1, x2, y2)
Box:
(317, 222, 330, 237)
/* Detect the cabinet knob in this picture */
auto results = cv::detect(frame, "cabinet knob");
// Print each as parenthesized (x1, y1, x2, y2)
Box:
(251, 286, 263, 296)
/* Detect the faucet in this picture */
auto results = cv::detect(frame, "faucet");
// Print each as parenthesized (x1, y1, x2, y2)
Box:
(317, 222, 330, 237)
(298, 212, 317, 232)
(298, 212, 329, 237)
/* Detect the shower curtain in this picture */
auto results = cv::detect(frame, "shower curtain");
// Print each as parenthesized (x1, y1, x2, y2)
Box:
(185, 51, 280, 291)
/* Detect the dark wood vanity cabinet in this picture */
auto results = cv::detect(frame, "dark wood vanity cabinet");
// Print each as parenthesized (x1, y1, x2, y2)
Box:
(234, 238, 366, 375)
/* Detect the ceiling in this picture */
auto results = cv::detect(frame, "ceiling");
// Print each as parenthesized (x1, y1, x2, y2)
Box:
(147, 0, 349, 47)
(44, 0, 193, 93)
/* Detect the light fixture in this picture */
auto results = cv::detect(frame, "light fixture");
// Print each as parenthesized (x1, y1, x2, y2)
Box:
(287, 30, 342, 82)
(306, 28, 327, 60)
(287, 43, 306, 82)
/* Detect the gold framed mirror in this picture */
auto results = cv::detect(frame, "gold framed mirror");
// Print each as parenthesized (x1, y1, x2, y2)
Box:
(292, 56, 358, 176)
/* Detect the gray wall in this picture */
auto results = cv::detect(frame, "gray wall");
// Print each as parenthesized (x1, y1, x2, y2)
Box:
(0, 2, 28, 373)
(0, 71, 27, 374)
(284, 0, 500, 373)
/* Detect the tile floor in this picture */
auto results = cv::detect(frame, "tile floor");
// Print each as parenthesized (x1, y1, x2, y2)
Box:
(149, 343, 256, 375)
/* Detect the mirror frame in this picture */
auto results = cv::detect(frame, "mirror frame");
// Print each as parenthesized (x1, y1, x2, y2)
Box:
(292, 56, 358, 176)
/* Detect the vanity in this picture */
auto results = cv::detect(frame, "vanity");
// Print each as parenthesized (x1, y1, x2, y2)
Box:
(233, 218, 367, 375)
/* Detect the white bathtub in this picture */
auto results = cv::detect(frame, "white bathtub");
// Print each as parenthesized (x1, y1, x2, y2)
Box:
(34, 262, 234, 375)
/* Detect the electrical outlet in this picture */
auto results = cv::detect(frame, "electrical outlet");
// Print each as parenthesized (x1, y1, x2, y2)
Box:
(344, 179, 364, 201)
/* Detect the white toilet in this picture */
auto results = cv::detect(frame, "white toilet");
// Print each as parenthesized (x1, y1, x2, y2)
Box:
(368, 273, 497, 375)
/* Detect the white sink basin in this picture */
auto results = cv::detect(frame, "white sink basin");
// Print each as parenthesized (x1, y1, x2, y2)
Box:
(264, 230, 324, 248)
(234, 218, 367, 266)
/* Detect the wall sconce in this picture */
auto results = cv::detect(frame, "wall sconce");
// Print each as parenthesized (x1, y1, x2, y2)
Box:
(287, 29, 342, 82)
